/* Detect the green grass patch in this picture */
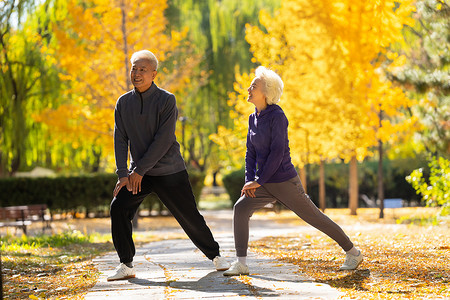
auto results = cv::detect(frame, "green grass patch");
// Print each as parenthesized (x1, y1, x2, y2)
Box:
(1, 230, 92, 251)
(198, 193, 232, 210)
(1, 231, 115, 299)
(396, 215, 444, 226)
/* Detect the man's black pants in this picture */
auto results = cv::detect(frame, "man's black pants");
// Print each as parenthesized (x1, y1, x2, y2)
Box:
(110, 170, 220, 263)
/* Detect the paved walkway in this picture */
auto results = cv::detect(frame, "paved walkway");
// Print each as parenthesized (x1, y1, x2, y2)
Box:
(85, 210, 343, 299)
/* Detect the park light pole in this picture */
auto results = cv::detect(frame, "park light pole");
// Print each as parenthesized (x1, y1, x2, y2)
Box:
(1, 246, 3, 299)
(297, 127, 310, 193)
(179, 116, 187, 159)
(378, 105, 385, 219)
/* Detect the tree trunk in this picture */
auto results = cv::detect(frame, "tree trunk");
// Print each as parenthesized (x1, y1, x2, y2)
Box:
(319, 160, 326, 212)
(120, 0, 131, 90)
(299, 166, 307, 194)
(378, 109, 385, 218)
(349, 155, 358, 215)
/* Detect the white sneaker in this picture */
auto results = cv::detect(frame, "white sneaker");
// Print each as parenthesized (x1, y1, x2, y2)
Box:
(340, 251, 363, 270)
(223, 261, 249, 276)
(107, 263, 136, 281)
(213, 256, 230, 271)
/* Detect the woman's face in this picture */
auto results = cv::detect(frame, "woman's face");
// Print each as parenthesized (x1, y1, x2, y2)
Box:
(247, 77, 266, 106)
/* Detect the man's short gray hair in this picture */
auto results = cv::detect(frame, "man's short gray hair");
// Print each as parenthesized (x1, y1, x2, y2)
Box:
(130, 50, 158, 70)
(255, 66, 283, 105)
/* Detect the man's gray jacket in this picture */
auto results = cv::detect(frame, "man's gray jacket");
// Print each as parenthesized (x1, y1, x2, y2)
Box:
(114, 82, 186, 179)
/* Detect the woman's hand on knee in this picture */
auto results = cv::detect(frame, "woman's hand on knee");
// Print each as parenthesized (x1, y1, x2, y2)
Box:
(241, 181, 261, 198)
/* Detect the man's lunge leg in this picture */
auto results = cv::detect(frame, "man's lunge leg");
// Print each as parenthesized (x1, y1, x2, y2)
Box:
(108, 188, 147, 281)
(110, 188, 146, 264)
(151, 170, 220, 260)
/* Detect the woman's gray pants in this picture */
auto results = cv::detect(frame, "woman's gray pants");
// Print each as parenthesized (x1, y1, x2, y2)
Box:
(233, 176, 354, 257)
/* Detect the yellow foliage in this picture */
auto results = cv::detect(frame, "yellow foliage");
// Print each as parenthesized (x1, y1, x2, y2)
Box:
(210, 70, 254, 167)
(35, 0, 197, 171)
(213, 0, 417, 166)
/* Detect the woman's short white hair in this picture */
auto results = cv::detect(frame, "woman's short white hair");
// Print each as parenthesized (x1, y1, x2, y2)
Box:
(255, 66, 283, 105)
(130, 50, 158, 70)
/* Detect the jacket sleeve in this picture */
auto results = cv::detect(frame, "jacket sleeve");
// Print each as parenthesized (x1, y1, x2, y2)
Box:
(114, 99, 129, 179)
(245, 117, 257, 183)
(255, 113, 288, 185)
(133, 94, 178, 175)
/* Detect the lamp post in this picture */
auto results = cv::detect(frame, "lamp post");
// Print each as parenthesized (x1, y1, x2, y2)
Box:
(297, 127, 310, 193)
(179, 116, 187, 159)
(378, 105, 384, 219)
(1, 247, 3, 299)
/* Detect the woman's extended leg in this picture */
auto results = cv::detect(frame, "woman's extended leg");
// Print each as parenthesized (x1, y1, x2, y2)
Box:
(264, 176, 354, 251)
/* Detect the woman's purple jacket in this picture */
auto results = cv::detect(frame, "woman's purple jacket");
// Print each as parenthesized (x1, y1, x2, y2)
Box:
(245, 104, 298, 185)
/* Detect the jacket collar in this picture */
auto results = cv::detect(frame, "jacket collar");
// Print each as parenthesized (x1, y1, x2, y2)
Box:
(255, 104, 278, 117)
(134, 82, 158, 98)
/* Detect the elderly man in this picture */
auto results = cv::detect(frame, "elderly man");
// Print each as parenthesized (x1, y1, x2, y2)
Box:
(108, 50, 229, 281)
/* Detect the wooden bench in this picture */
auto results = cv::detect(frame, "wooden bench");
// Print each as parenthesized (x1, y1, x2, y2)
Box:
(0, 204, 50, 235)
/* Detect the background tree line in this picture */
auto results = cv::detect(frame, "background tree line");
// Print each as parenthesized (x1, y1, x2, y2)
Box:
(0, 0, 448, 214)
(0, 0, 279, 176)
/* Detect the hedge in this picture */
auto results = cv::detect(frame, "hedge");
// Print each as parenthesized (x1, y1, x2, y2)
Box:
(0, 170, 205, 216)
(222, 168, 245, 205)
(222, 158, 425, 208)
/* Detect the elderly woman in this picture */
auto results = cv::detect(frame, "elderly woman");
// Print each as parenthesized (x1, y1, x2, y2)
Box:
(223, 66, 363, 276)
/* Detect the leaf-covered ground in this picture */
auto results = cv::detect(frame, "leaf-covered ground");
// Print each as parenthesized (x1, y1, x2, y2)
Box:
(2, 242, 111, 299)
(1, 216, 184, 300)
(249, 208, 450, 299)
(1, 207, 448, 299)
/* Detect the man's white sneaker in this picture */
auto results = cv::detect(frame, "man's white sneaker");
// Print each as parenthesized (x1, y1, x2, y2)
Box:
(340, 251, 363, 270)
(223, 261, 249, 276)
(107, 263, 136, 281)
(213, 256, 230, 271)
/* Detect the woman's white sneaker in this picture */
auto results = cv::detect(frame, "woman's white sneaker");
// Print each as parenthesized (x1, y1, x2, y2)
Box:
(107, 263, 136, 281)
(340, 251, 363, 270)
(223, 261, 249, 276)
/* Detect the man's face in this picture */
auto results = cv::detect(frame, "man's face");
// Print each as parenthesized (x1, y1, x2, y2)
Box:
(130, 58, 157, 92)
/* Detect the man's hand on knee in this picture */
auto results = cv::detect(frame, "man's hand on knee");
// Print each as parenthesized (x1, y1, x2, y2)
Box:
(128, 171, 143, 195)
(113, 177, 129, 197)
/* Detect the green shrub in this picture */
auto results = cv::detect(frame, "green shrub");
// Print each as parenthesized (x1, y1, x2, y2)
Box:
(0, 174, 116, 215)
(187, 168, 206, 202)
(0, 170, 206, 216)
(222, 168, 245, 205)
(406, 156, 450, 216)
(222, 157, 425, 209)
(306, 158, 424, 208)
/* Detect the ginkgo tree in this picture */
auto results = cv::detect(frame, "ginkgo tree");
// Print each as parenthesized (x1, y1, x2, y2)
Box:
(323, 0, 416, 215)
(167, 0, 280, 183)
(212, 0, 417, 214)
(35, 0, 199, 171)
